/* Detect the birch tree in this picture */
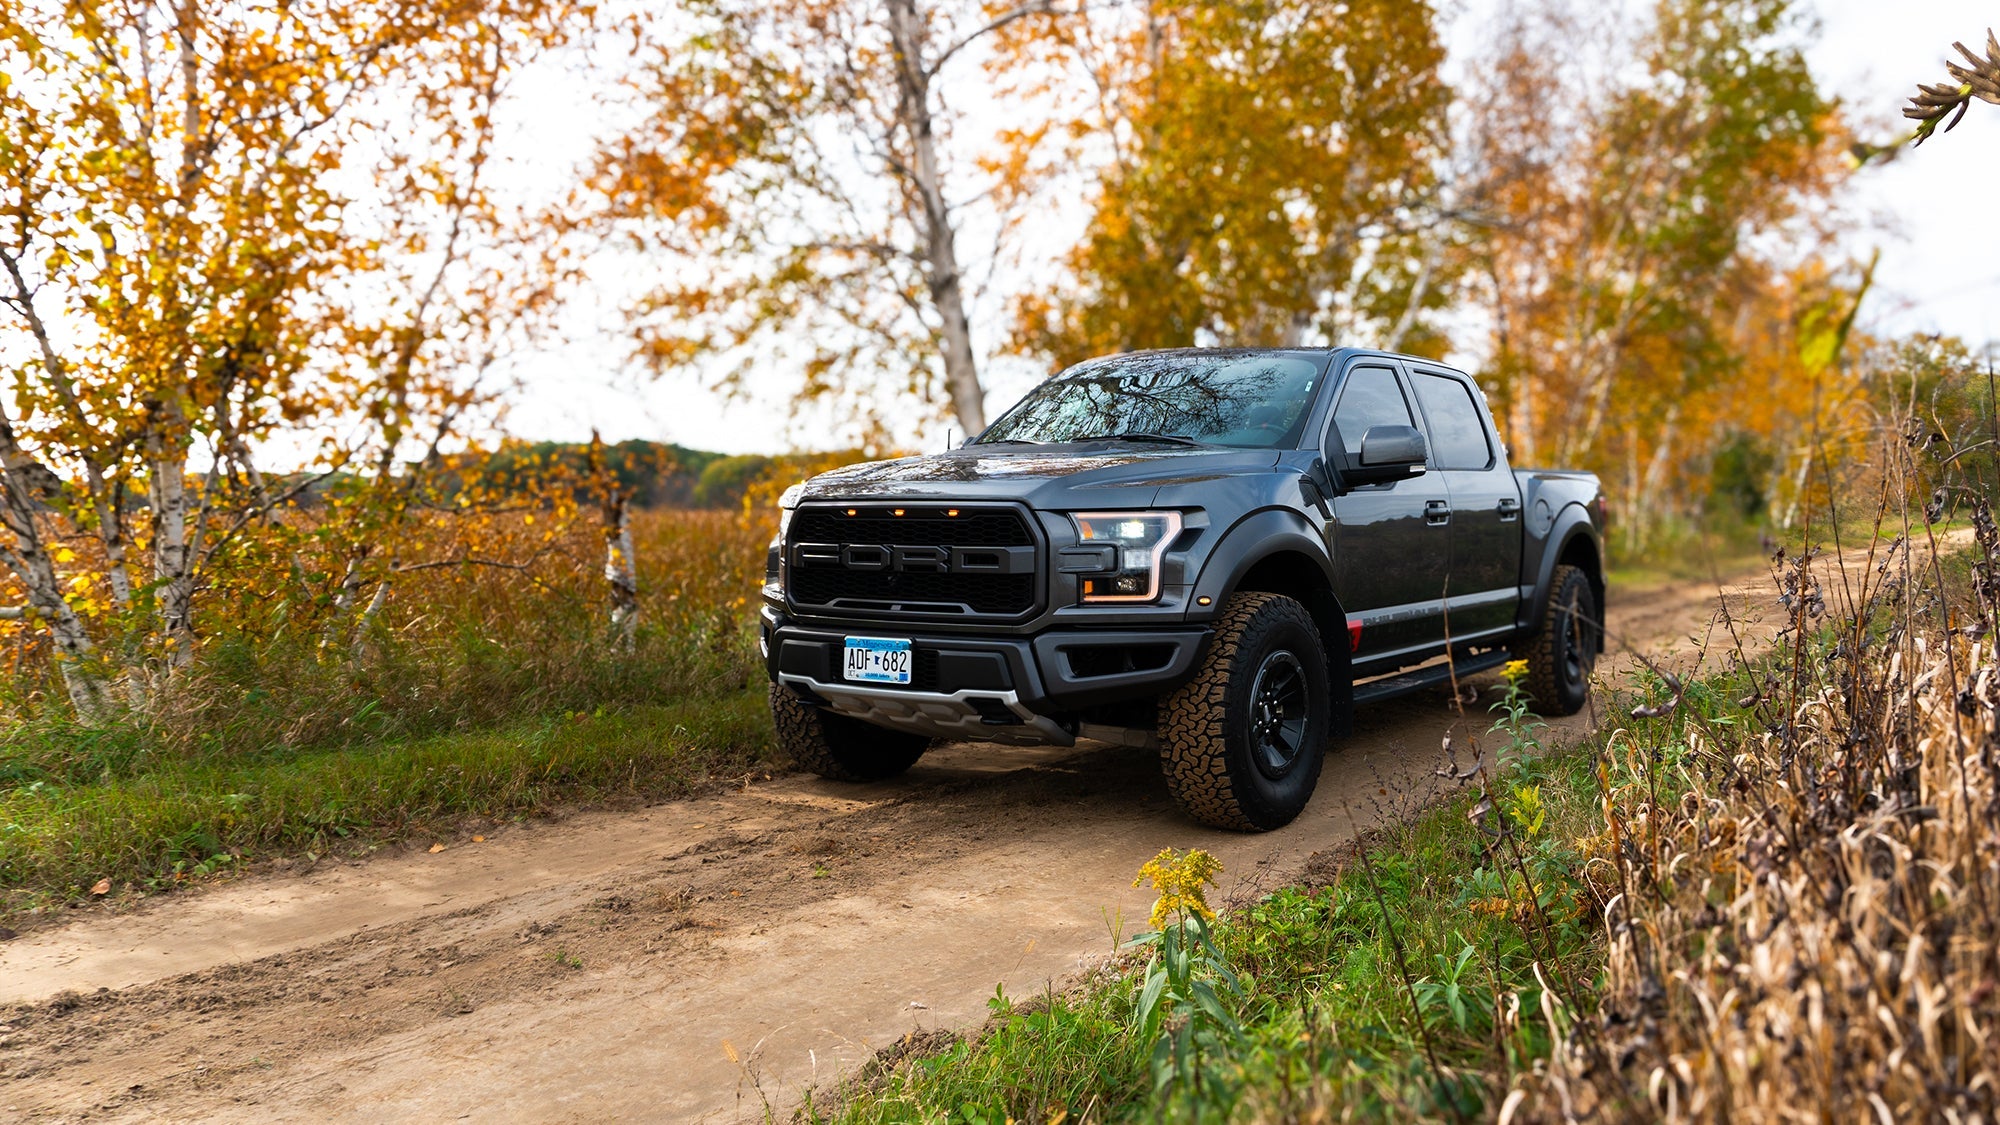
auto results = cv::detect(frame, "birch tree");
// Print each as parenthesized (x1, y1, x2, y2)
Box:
(1456, 0, 1851, 541)
(0, 0, 584, 714)
(596, 0, 1059, 437)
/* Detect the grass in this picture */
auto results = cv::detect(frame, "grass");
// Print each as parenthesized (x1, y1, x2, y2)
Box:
(0, 686, 777, 907)
(810, 692, 1615, 1123)
(0, 507, 780, 910)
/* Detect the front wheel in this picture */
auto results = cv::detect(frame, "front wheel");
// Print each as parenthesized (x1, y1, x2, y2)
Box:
(1521, 564, 1600, 716)
(769, 684, 931, 781)
(1159, 592, 1333, 831)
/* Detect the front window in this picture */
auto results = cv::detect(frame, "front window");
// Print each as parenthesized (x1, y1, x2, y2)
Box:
(976, 352, 1325, 449)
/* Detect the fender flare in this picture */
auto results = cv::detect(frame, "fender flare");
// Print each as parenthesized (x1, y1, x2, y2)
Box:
(1188, 507, 1337, 609)
(1521, 504, 1602, 637)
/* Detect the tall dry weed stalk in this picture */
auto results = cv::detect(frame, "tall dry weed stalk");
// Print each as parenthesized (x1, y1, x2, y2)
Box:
(1513, 424, 2000, 1121)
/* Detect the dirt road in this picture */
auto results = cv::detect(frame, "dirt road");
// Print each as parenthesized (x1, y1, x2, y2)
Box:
(1, 564, 1786, 1122)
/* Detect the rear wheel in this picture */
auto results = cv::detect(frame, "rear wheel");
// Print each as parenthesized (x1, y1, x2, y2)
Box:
(1159, 592, 1333, 831)
(768, 684, 931, 781)
(1522, 564, 1600, 715)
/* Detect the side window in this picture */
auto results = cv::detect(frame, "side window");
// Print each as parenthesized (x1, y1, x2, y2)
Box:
(1330, 366, 1415, 459)
(1411, 372, 1492, 470)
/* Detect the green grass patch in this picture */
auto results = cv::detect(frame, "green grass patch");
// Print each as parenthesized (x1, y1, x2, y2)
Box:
(0, 685, 776, 906)
(815, 712, 1615, 1123)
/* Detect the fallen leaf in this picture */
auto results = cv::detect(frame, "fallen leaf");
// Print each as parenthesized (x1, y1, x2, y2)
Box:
(90, 878, 111, 896)
(472, 835, 486, 843)
(428, 843, 447, 854)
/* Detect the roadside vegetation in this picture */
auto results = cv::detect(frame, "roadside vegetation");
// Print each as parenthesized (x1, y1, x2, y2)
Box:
(0, 508, 778, 912)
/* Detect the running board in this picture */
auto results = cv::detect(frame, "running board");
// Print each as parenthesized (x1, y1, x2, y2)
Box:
(1352, 650, 1513, 706)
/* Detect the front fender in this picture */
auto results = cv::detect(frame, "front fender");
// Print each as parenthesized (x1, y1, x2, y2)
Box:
(1187, 507, 1335, 611)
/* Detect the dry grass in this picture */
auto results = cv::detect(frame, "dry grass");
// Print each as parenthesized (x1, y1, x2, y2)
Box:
(0, 505, 780, 901)
(1508, 506, 2000, 1118)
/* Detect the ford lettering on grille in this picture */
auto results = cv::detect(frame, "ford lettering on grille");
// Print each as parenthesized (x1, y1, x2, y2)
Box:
(791, 543, 1034, 574)
(786, 505, 1041, 618)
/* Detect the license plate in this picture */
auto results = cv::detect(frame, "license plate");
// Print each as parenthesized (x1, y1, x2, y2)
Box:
(843, 636, 913, 684)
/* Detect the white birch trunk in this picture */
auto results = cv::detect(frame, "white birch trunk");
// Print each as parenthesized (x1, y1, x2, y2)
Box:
(885, 0, 985, 434)
(605, 495, 639, 648)
(0, 418, 111, 719)
(351, 579, 391, 657)
(145, 403, 197, 667)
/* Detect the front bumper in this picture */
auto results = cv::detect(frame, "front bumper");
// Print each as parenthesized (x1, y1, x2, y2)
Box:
(762, 613, 1209, 746)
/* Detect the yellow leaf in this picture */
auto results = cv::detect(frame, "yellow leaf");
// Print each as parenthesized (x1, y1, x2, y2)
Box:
(54, 547, 76, 563)
(428, 842, 447, 854)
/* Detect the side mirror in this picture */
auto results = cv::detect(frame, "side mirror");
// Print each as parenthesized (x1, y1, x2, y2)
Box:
(1343, 424, 1428, 486)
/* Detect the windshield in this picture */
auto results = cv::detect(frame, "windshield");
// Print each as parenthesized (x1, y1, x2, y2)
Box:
(976, 352, 1325, 449)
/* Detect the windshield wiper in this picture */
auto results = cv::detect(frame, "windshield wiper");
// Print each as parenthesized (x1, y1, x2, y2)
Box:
(974, 437, 1042, 446)
(1072, 431, 1203, 446)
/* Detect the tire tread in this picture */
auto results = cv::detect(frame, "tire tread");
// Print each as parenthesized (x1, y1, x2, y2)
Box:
(1158, 592, 1328, 831)
(768, 684, 929, 781)
(1523, 564, 1595, 716)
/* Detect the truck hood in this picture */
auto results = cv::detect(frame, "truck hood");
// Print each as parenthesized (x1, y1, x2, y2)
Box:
(794, 444, 1285, 507)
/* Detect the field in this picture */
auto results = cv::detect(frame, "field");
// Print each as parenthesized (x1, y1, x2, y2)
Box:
(0, 507, 779, 915)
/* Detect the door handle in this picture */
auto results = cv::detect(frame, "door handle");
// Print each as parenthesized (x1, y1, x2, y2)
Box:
(1425, 500, 1452, 526)
(1497, 498, 1522, 522)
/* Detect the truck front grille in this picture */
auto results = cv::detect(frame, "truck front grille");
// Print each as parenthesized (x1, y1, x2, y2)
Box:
(786, 504, 1040, 619)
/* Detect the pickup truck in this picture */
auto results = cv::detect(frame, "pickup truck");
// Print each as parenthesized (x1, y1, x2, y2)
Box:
(759, 348, 1605, 831)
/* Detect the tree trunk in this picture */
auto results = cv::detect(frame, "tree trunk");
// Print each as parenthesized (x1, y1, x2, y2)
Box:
(589, 431, 639, 647)
(0, 417, 111, 720)
(885, 0, 985, 435)
(145, 402, 197, 666)
(604, 495, 639, 648)
(352, 579, 391, 657)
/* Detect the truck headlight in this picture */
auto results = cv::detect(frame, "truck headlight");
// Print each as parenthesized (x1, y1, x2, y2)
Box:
(1071, 511, 1183, 603)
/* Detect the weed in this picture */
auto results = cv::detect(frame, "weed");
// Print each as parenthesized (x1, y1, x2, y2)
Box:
(1128, 848, 1243, 1110)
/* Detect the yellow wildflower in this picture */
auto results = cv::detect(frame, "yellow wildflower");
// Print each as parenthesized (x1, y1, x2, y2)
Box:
(1501, 659, 1531, 682)
(1134, 847, 1222, 928)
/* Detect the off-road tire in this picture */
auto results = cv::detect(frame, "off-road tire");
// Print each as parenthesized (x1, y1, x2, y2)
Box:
(1159, 592, 1333, 831)
(768, 684, 931, 781)
(1522, 564, 1600, 716)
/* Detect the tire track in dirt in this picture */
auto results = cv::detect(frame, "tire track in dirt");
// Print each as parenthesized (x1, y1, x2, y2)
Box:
(0, 558, 1813, 1122)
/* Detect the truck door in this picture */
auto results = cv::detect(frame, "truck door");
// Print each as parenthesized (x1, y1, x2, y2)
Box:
(1322, 363, 1451, 662)
(1406, 367, 1522, 638)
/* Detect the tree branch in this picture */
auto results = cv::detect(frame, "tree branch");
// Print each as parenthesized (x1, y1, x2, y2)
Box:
(925, 1, 1063, 80)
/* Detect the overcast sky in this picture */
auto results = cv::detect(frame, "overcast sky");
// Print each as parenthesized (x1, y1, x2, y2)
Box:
(494, 0, 2000, 457)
